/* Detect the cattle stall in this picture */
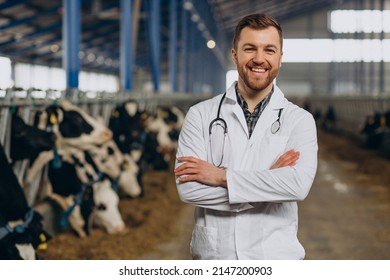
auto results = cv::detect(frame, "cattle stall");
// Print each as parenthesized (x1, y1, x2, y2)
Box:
(1, 88, 389, 259)
(0, 89, 209, 241)
(1, 90, 389, 208)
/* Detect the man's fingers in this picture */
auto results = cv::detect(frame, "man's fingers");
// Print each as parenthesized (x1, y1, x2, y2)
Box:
(174, 160, 198, 173)
(177, 156, 198, 163)
(271, 150, 300, 169)
(175, 166, 197, 176)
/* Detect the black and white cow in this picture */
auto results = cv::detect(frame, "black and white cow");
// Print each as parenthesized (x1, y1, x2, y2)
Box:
(108, 99, 145, 155)
(88, 139, 142, 198)
(0, 212, 23, 259)
(109, 100, 171, 173)
(0, 142, 50, 259)
(28, 99, 114, 184)
(67, 149, 127, 235)
(45, 158, 95, 238)
(142, 105, 185, 169)
(10, 111, 56, 162)
(27, 100, 126, 237)
(144, 105, 184, 152)
(35, 99, 113, 149)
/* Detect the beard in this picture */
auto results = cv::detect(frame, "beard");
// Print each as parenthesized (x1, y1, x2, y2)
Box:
(237, 63, 278, 92)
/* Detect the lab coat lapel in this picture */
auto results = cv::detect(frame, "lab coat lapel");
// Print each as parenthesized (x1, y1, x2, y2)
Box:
(225, 82, 249, 138)
(232, 103, 249, 137)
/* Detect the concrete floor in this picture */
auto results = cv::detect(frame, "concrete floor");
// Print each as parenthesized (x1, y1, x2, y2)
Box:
(299, 150, 390, 259)
(141, 131, 390, 260)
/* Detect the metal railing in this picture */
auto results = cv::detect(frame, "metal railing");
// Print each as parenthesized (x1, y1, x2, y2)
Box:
(5, 88, 388, 207)
(0, 88, 211, 207)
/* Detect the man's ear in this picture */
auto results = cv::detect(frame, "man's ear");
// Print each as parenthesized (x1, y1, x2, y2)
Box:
(279, 52, 283, 68)
(231, 48, 238, 65)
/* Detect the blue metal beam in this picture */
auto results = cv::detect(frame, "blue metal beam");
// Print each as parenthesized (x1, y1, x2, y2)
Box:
(168, 0, 178, 93)
(120, 0, 133, 92)
(148, 0, 161, 92)
(188, 20, 195, 93)
(180, 1, 188, 93)
(63, 0, 81, 90)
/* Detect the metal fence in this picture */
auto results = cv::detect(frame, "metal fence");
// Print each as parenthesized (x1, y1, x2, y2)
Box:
(2, 88, 389, 207)
(0, 88, 211, 207)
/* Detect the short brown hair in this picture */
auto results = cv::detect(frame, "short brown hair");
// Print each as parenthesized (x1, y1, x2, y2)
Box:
(232, 13, 283, 50)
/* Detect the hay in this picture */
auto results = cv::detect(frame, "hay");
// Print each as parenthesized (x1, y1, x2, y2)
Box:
(37, 170, 185, 260)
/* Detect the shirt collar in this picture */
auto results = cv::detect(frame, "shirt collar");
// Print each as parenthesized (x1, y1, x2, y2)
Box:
(235, 83, 274, 112)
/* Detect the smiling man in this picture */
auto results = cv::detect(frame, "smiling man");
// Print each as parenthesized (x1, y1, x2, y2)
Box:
(174, 14, 318, 260)
(232, 17, 282, 112)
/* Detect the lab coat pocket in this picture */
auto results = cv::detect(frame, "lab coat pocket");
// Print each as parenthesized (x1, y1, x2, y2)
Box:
(266, 135, 289, 145)
(260, 136, 289, 167)
(190, 224, 218, 260)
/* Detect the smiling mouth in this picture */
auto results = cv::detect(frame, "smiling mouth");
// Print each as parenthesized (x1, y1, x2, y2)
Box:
(250, 67, 267, 73)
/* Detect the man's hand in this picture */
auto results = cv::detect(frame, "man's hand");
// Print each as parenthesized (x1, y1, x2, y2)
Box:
(174, 156, 227, 187)
(175, 150, 299, 188)
(270, 149, 300, 169)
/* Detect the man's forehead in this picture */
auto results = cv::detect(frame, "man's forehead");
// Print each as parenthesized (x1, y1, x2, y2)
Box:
(238, 27, 281, 46)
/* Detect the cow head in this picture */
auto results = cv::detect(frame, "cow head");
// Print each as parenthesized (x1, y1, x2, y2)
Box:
(1, 143, 50, 259)
(117, 154, 142, 198)
(39, 100, 112, 149)
(109, 100, 145, 154)
(0, 209, 51, 260)
(48, 186, 94, 239)
(0, 214, 23, 260)
(88, 140, 142, 198)
(47, 160, 95, 238)
(9, 210, 51, 258)
(10, 112, 56, 161)
(91, 180, 126, 234)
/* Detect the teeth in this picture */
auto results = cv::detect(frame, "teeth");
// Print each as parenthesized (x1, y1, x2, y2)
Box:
(251, 68, 266, 73)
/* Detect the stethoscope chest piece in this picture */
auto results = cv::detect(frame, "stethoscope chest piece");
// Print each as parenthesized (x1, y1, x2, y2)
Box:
(271, 108, 283, 134)
(271, 119, 281, 134)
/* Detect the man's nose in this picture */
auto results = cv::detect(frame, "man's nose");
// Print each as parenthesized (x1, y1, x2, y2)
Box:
(252, 50, 265, 63)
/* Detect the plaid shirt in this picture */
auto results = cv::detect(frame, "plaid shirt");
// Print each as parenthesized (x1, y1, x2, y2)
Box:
(235, 84, 273, 138)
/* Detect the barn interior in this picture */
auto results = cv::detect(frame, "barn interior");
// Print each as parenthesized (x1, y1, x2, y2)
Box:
(0, 0, 390, 262)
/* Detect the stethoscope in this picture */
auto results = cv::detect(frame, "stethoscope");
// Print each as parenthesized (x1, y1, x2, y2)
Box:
(208, 92, 283, 167)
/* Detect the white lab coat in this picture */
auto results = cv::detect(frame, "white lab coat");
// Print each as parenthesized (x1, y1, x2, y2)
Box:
(175, 82, 318, 260)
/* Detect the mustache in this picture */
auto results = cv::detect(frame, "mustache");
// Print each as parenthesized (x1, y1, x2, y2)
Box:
(247, 62, 270, 69)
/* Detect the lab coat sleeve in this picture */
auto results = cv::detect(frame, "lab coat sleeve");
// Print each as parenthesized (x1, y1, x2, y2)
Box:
(227, 111, 318, 203)
(175, 106, 253, 212)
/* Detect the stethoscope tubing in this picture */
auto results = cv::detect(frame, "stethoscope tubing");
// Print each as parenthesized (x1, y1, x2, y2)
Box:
(208, 92, 283, 167)
(209, 92, 283, 135)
